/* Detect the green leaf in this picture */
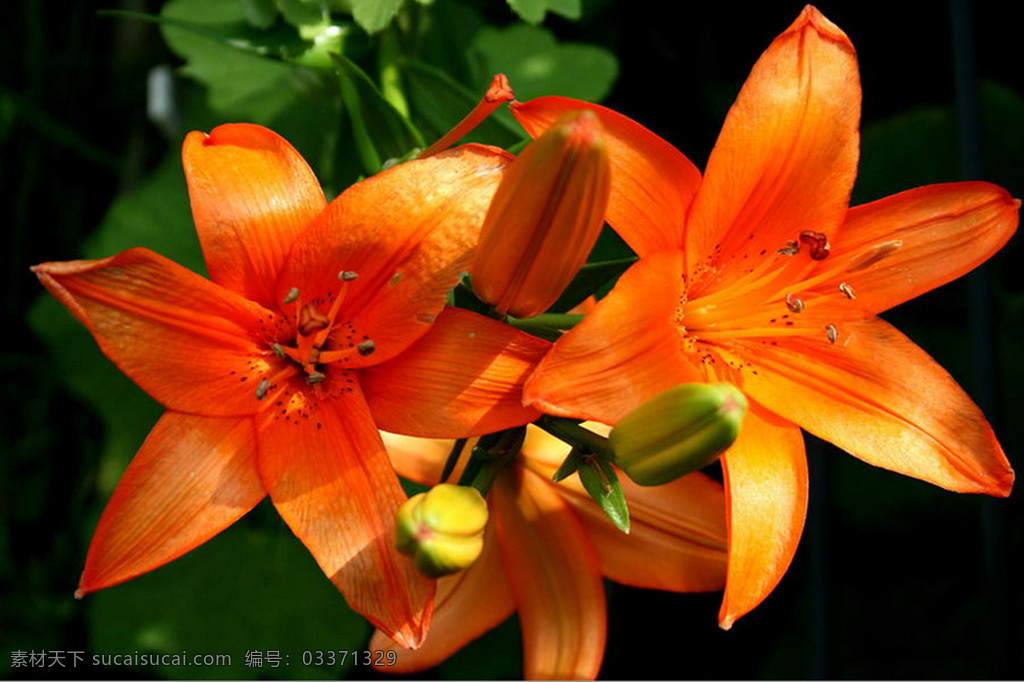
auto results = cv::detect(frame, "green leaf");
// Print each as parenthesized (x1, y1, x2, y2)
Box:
(240, 0, 278, 28)
(551, 447, 582, 482)
(87, 522, 371, 680)
(576, 456, 630, 533)
(158, 0, 312, 123)
(506, 0, 581, 24)
(332, 52, 425, 175)
(471, 24, 617, 103)
(351, 0, 404, 34)
(550, 256, 636, 312)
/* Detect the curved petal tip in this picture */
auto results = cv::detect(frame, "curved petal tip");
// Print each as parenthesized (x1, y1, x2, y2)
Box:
(787, 5, 853, 49)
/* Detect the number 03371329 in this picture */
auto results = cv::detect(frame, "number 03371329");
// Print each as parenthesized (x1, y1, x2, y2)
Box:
(302, 650, 397, 667)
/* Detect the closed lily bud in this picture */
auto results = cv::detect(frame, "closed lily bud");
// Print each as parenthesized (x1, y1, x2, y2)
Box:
(609, 383, 748, 486)
(394, 484, 489, 578)
(472, 110, 611, 318)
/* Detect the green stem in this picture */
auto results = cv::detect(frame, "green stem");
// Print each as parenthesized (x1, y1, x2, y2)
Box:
(458, 429, 525, 496)
(536, 415, 614, 459)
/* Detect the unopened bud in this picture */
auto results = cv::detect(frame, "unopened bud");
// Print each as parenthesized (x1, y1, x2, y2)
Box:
(609, 383, 747, 486)
(395, 484, 489, 578)
(472, 110, 611, 318)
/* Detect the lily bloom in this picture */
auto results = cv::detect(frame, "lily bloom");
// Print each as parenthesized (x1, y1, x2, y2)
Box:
(513, 5, 1018, 629)
(33, 123, 547, 647)
(369, 427, 727, 679)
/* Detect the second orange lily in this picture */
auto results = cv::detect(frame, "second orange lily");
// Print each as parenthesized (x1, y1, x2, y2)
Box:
(513, 5, 1018, 629)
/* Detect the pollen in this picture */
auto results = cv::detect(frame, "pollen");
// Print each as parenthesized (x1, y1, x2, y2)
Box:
(839, 282, 856, 299)
(357, 340, 376, 356)
(785, 292, 804, 313)
(255, 379, 271, 400)
(338, 270, 359, 281)
(306, 371, 326, 385)
(777, 240, 800, 256)
(825, 324, 838, 344)
(799, 231, 830, 260)
(282, 287, 301, 305)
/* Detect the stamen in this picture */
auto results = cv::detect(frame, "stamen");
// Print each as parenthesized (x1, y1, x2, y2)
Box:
(271, 343, 286, 359)
(839, 282, 856, 299)
(357, 340, 376, 356)
(338, 270, 359, 281)
(825, 324, 838, 344)
(282, 287, 301, 305)
(846, 240, 903, 273)
(785, 292, 804, 313)
(255, 379, 271, 400)
(799, 231, 831, 260)
(306, 371, 326, 385)
(777, 240, 800, 256)
(418, 74, 515, 159)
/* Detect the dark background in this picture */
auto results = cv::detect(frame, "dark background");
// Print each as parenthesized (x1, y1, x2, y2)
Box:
(3, 0, 1023, 678)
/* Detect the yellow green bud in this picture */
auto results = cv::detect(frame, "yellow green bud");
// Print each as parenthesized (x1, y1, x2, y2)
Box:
(394, 484, 489, 578)
(471, 110, 611, 318)
(609, 383, 747, 486)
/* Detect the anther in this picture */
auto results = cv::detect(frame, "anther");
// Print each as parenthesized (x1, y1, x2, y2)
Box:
(777, 240, 800, 256)
(255, 379, 271, 400)
(338, 270, 359, 281)
(799, 231, 830, 260)
(357, 340, 376, 356)
(282, 287, 301, 305)
(306, 371, 326, 385)
(838, 282, 856, 299)
(825, 324, 838, 344)
(846, 240, 903, 273)
(271, 343, 286, 359)
(785, 292, 804, 313)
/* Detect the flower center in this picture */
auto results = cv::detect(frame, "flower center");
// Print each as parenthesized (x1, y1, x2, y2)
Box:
(678, 231, 847, 346)
(252, 270, 376, 402)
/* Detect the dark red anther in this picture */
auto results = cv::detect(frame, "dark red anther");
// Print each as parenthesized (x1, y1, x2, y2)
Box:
(799, 231, 830, 260)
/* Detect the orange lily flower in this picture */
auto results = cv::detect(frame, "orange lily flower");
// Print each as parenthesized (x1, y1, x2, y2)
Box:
(368, 427, 727, 679)
(32, 123, 547, 647)
(512, 6, 1018, 629)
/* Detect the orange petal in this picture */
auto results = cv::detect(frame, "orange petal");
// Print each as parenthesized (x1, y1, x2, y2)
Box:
(728, 317, 1013, 495)
(512, 97, 701, 257)
(78, 412, 264, 596)
(368, 522, 515, 673)
(523, 426, 728, 592)
(380, 432, 454, 486)
(275, 144, 513, 367)
(492, 467, 606, 680)
(524, 250, 702, 424)
(812, 182, 1020, 315)
(182, 124, 327, 307)
(685, 6, 860, 293)
(256, 386, 434, 648)
(33, 249, 281, 417)
(719, 404, 808, 630)
(362, 307, 548, 438)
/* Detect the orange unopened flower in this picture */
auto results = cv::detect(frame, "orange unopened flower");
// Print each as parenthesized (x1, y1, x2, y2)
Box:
(472, 110, 611, 318)
(370, 427, 727, 679)
(512, 6, 1018, 629)
(33, 123, 549, 647)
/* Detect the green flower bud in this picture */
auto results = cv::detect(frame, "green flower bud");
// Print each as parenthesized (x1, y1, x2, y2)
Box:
(394, 484, 489, 578)
(609, 383, 747, 486)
